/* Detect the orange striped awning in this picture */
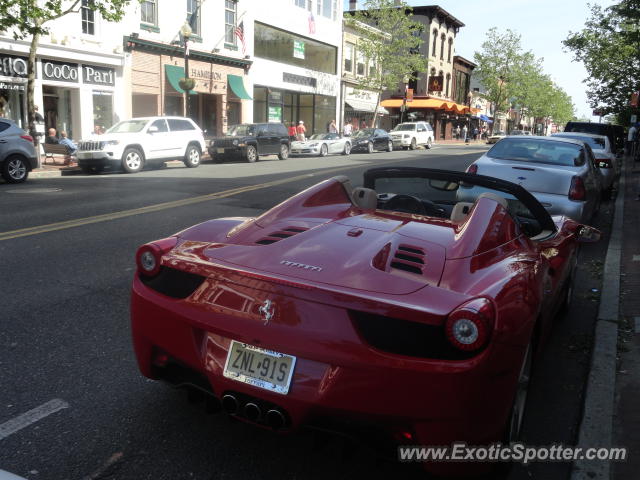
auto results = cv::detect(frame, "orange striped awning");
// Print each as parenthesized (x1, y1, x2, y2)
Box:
(380, 98, 470, 113)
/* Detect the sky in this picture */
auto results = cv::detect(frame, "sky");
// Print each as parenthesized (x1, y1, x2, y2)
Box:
(344, 0, 615, 120)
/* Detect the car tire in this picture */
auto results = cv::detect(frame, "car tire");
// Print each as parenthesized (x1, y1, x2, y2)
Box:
(410, 138, 416, 150)
(387, 140, 393, 152)
(426, 138, 433, 149)
(320, 144, 328, 157)
(246, 145, 258, 163)
(367, 141, 374, 154)
(121, 147, 144, 173)
(278, 144, 289, 160)
(1, 155, 29, 183)
(342, 142, 351, 156)
(184, 144, 201, 168)
(505, 342, 532, 443)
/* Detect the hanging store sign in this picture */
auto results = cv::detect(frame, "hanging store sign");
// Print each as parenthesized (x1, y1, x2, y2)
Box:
(283, 72, 316, 88)
(293, 40, 305, 59)
(83, 65, 115, 86)
(0, 54, 28, 78)
(42, 60, 79, 82)
(428, 76, 443, 92)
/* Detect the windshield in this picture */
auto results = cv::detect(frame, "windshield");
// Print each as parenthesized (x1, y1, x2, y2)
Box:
(392, 124, 417, 131)
(488, 138, 583, 166)
(227, 125, 255, 136)
(107, 120, 148, 133)
(554, 134, 606, 149)
(309, 134, 331, 140)
(354, 128, 375, 138)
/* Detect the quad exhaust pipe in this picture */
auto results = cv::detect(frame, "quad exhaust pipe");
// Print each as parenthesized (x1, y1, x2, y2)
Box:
(221, 394, 287, 430)
(221, 394, 239, 414)
(266, 409, 286, 430)
(244, 402, 261, 422)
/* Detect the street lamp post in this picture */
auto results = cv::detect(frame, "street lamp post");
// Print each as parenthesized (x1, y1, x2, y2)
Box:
(400, 75, 409, 124)
(180, 21, 193, 118)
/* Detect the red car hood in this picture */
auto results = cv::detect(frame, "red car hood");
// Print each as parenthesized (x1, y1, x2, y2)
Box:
(173, 217, 449, 295)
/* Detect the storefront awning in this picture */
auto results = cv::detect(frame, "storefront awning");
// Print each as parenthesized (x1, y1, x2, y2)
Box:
(165, 65, 196, 95)
(227, 74, 252, 100)
(345, 99, 388, 115)
(380, 98, 470, 113)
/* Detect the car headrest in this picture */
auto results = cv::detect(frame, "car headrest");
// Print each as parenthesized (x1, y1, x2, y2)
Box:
(352, 187, 378, 210)
(450, 202, 474, 222)
(477, 192, 508, 208)
(330, 175, 354, 200)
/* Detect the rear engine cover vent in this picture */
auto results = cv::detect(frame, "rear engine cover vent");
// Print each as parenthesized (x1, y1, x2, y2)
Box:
(256, 227, 308, 245)
(390, 244, 425, 275)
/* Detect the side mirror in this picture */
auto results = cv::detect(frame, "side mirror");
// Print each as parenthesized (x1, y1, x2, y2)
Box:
(148, 126, 159, 134)
(575, 225, 601, 243)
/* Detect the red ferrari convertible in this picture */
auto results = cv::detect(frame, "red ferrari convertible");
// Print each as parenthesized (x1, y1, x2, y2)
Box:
(130, 167, 599, 471)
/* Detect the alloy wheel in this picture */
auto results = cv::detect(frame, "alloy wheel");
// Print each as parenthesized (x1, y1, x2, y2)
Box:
(7, 157, 27, 181)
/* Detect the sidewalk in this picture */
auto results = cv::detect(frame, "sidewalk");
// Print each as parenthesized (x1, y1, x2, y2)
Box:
(29, 159, 191, 179)
(613, 155, 640, 479)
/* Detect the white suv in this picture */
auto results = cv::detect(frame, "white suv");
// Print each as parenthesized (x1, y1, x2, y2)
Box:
(389, 121, 434, 150)
(76, 116, 206, 174)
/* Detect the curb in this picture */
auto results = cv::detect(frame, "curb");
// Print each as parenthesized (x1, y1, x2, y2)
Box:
(570, 162, 626, 480)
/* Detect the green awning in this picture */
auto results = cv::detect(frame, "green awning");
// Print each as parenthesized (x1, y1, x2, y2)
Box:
(227, 74, 252, 100)
(165, 64, 196, 95)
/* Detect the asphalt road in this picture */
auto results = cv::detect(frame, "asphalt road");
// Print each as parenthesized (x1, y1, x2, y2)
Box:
(0, 144, 610, 480)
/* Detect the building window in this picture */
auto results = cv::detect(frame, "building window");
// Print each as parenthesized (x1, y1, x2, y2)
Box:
(316, 0, 331, 18)
(81, 0, 95, 35)
(344, 43, 354, 73)
(440, 34, 445, 59)
(446, 73, 451, 98)
(356, 50, 365, 76)
(431, 30, 437, 57)
(187, 0, 201, 36)
(369, 60, 376, 78)
(141, 0, 157, 26)
(447, 38, 453, 63)
(294, 0, 306, 7)
(225, 0, 237, 45)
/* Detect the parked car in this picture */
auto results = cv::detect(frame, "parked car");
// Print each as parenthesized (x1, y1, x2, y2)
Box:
(290, 133, 351, 157)
(487, 131, 506, 144)
(208, 123, 290, 163)
(130, 167, 598, 475)
(551, 132, 617, 197)
(564, 121, 622, 156)
(76, 116, 205, 174)
(350, 128, 393, 153)
(462, 136, 602, 223)
(0, 118, 37, 183)
(389, 121, 434, 149)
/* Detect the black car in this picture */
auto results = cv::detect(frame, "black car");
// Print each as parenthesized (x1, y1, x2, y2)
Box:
(350, 128, 393, 153)
(564, 121, 623, 155)
(208, 123, 290, 163)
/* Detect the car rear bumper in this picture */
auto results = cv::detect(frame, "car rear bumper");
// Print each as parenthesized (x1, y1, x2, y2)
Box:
(131, 274, 523, 455)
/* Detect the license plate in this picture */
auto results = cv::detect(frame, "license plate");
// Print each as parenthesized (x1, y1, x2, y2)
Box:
(223, 340, 296, 395)
(217, 148, 225, 154)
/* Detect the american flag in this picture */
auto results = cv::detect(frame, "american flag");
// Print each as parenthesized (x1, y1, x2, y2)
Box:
(234, 21, 246, 54)
(308, 12, 315, 34)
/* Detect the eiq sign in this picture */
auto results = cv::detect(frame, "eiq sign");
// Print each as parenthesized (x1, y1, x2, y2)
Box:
(0, 55, 28, 78)
(42, 60, 79, 82)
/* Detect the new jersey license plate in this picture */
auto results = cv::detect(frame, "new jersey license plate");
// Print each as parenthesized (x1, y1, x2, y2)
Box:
(223, 340, 296, 395)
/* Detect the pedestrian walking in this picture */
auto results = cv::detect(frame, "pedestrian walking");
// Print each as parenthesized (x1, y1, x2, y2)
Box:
(627, 123, 637, 157)
(462, 125, 468, 143)
(343, 121, 352, 137)
(296, 120, 307, 141)
(455, 125, 461, 140)
(288, 122, 297, 141)
(473, 127, 479, 141)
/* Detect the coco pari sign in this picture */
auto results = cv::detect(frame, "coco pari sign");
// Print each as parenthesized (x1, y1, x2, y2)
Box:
(41, 60, 115, 86)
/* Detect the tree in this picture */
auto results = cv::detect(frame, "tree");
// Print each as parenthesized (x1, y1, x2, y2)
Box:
(0, 0, 138, 143)
(563, 0, 640, 118)
(346, 0, 428, 127)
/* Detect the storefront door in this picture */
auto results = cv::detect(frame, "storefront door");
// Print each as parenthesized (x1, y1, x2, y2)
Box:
(43, 86, 75, 139)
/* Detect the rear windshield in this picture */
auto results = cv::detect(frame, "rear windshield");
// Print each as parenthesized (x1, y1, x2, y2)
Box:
(554, 134, 606, 149)
(487, 138, 583, 166)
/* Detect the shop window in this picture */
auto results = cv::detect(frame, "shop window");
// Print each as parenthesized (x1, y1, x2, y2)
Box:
(254, 22, 337, 75)
(141, 0, 158, 28)
(313, 94, 336, 135)
(81, 0, 96, 35)
(344, 43, 354, 73)
(253, 87, 268, 123)
(187, 0, 201, 36)
(225, 0, 237, 45)
(92, 91, 113, 132)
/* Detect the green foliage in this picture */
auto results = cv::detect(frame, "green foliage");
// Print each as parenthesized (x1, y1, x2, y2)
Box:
(346, 0, 428, 121)
(563, 0, 640, 116)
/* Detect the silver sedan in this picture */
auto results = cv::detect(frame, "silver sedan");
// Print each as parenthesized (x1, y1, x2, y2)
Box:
(460, 136, 601, 223)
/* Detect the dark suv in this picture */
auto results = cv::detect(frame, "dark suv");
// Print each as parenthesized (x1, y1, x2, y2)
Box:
(208, 123, 290, 163)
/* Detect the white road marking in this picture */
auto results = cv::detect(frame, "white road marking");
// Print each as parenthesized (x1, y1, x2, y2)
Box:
(0, 399, 69, 440)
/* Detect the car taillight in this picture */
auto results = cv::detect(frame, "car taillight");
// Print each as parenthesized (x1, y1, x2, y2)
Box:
(466, 164, 478, 174)
(568, 176, 586, 201)
(596, 157, 612, 168)
(20, 135, 34, 142)
(445, 298, 494, 352)
(135, 237, 179, 277)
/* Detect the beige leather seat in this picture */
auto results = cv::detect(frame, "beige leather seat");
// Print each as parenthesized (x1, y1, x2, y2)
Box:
(477, 192, 508, 207)
(450, 202, 474, 222)
(351, 187, 378, 210)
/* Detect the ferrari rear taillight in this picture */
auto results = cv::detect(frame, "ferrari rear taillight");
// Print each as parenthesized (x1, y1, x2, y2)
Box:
(466, 164, 478, 174)
(568, 176, 586, 201)
(136, 237, 178, 277)
(445, 298, 494, 352)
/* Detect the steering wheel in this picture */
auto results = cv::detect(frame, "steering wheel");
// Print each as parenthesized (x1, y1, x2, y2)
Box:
(383, 194, 428, 215)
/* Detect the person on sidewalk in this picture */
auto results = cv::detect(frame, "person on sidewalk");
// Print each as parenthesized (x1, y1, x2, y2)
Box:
(455, 125, 461, 140)
(288, 122, 297, 141)
(343, 121, 353, 137)
(328, 120, 338, 134)
(296, 120, 306, 141)
(463, 125, 468, 143)
(45, 128, 59, 144)
(58, 131, 77, 155)
(626, 123, 636, 156)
